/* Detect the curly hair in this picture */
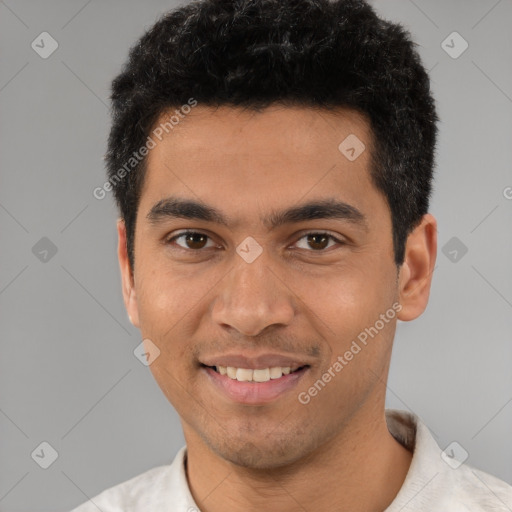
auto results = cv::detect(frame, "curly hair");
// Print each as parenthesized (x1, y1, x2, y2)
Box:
(106, 0, 437, 270)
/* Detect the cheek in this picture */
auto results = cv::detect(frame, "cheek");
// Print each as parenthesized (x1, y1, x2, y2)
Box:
(134, 272, 197, 379)
(305, 262, 394, 334)
(303, 261, 398, 388)
(135, 259, 201, 328)
(147, 360, 198, 422)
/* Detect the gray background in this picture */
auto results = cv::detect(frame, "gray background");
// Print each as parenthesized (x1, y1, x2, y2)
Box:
(1, 0, 511, 510)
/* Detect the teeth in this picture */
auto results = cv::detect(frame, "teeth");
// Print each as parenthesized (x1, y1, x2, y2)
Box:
(215, 365, 299, 382)
(236, 368, 253, 381)
(269, 367, 282, 379)
(253, 368, 270, 382)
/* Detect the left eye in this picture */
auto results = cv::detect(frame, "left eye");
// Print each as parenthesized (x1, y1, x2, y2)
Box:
(294, 232, 343, 251)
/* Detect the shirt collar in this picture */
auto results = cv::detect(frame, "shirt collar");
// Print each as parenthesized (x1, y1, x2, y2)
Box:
(168, 409, 455, 510)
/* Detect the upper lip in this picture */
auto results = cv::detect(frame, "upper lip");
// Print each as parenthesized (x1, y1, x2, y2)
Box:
(200, 353, 312, 370)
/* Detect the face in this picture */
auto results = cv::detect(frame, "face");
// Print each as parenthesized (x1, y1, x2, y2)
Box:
(118, 105, 436, 469)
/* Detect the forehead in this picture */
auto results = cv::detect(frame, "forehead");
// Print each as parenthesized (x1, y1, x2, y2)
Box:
(139, 105, 382, 222)
(148, 104, 372, 159)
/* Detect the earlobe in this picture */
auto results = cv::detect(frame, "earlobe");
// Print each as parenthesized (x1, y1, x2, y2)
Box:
(117, 219, 140, 328)
(397, 213, 437, 322)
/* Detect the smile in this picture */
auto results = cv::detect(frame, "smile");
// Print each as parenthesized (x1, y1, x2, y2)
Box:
(206, 364, 307, 382)
(201, 364, 310, 404)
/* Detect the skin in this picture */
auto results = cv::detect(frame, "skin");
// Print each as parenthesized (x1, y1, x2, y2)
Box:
(117, 105, 437, 511)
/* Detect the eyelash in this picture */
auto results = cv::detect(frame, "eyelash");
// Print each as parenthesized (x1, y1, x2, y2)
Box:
(164, 231, 346, 253)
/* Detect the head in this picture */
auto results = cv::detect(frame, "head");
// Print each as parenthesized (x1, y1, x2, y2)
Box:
(110, 0, 437, 469)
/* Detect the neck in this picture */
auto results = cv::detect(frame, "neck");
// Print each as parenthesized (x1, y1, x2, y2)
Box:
(184, 407, 413, 512)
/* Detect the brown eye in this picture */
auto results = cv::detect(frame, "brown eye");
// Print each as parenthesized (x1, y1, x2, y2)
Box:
(306, 234, 330, 250)
(167, 231, 214, 250)
(295, 232, 343, 251)
(183, 233, 208, 249)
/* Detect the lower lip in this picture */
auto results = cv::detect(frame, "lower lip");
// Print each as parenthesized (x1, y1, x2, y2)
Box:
(202, 366, 309, 405)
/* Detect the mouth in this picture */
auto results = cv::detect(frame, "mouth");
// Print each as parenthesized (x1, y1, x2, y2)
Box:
(200, 363, 310, 404)
(201, 364, 309, 382)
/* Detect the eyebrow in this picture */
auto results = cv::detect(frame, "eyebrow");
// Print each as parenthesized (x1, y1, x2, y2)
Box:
(146, 196, 368, 231)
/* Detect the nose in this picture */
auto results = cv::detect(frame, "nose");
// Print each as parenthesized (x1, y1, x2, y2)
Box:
(211, 256, 295, 337)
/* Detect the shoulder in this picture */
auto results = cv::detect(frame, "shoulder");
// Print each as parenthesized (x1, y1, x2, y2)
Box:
(447, 464, 512, 511)
(385, 409, 512, 511)
(389, 460, 512, 511)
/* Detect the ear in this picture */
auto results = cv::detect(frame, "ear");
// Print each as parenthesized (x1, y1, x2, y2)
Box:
(397, 213, 437, 321)
(117, 219, 140, 328)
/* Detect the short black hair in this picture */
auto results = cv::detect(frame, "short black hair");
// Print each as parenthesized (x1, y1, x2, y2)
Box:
(106, 0, 437, 271)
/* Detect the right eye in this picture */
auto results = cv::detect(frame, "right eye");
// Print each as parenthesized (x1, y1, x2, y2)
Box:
(165, 231, 218, 251)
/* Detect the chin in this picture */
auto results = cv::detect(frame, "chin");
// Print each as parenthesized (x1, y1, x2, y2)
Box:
(205, 432, 310, 470)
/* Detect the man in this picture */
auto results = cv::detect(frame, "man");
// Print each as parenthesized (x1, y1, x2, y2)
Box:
(74, 0, 512, 510)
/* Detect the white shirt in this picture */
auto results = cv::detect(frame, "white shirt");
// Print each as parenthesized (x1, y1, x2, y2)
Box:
(71, 409, 512, 511)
